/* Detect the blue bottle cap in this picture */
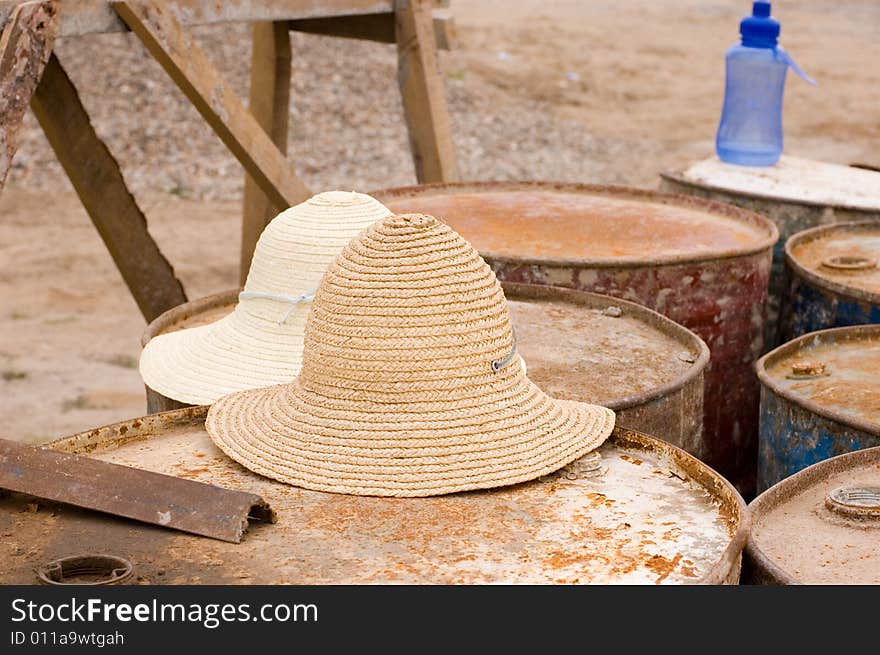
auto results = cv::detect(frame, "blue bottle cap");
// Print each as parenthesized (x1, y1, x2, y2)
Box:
(740, 1, 780, 48)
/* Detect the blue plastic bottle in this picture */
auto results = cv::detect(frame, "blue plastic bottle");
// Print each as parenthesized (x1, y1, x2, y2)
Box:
(716, 2, 816, 167)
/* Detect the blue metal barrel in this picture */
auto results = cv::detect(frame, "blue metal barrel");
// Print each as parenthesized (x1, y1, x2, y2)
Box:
(779, 222, 880, 342)
(756, 324, 880, 492)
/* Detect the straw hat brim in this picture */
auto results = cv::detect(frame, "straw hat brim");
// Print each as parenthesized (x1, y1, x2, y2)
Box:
(139, 308, 308, 406)
(206, 376, 615, 497)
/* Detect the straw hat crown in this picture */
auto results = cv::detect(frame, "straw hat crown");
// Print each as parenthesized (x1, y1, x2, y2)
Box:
(207, 213, 615, 497)
(301, 213, 516, 401)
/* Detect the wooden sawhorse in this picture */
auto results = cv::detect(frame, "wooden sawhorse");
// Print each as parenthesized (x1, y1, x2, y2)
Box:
(0, 0, 459, 321)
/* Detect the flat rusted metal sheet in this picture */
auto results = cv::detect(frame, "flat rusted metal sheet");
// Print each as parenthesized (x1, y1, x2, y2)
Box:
(0, 434, 274, 543)
(780, 221, 880, 341)
(756, 325, 880, 491)
(0, 0, 57, 189)
(372, 181, 777, 498)
(745, 446, 880, 584)
(661, 158, 880, 348)
(0, 409, 747, 584)
(140, 284, 710, 458)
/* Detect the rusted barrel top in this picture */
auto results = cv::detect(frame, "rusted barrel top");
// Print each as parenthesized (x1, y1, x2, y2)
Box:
(746, 446, 880, 584)
(662, 156, 880, 214)
(0, 409, 749, 585)
(786, 221, 880, 304)
(756, 325, 880, 434)
(143, 284, 709, 413)
(372, 181, 777, 266)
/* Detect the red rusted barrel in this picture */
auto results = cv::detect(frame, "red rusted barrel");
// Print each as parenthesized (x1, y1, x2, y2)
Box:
(373, 182, 778, 498)
(745, 446, 880, 584)
(0, 408, 748, 584)
(141, 284, 710, 458)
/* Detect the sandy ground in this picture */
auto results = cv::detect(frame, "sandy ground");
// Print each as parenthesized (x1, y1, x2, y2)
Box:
(2, 0, 879, 442)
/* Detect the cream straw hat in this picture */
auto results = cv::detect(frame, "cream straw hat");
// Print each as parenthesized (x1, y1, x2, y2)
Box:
(206, 213, 615, 497)
(139, 191, 392, 406)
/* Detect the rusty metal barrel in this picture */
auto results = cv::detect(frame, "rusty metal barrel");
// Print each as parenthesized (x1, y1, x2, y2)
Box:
(142, 283, 711, 458)
(744, 446, 880, 584)
(373, 181, 777, 498)
(756, 325, 880, 493)
(0, 408, 748, 584)
(661, 156, 880, 346)
(779, 222, 880, 342)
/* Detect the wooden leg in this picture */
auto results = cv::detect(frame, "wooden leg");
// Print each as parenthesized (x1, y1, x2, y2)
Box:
(31, 54, 187, 322)
(112, 1, 311, 210)
(240, 21, 291, 284)
(0, 0, 57, 189)
(394, 0, 458, 183)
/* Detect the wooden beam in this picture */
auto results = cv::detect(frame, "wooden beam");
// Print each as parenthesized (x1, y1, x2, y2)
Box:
(394, 0, 458, 183)
(290, 12, 394, 43)
(288, 10, 455, 50)
(31, 54, 187, 322)
(0, 0, 57, 189)
(113, 1, 310, 210)
(240, 21, 291, 284)
(1, 0, 397, 37)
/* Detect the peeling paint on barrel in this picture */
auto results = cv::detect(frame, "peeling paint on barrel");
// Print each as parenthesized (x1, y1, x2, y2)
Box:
(661, 160, 880, 347)
(0, 409, 748, 584)
(373, 181, 778, 498)
(141, 283, 710, 458)
(779, 222, 880, 342)
(756, 325, 880, 492)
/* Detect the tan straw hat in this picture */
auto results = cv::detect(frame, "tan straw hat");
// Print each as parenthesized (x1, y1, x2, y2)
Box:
(139, 191, 392, 405)
(206, 213, 615, 497)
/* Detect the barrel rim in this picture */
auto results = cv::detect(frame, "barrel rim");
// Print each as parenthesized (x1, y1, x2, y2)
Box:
(142, 284, 711, 414)
(370, 181, 779, 267)
(502, 282, 710, 410)
(755, 324, 880, 437)
(784, 220, 880, 305)
(47, 407, 748, 586)
(661, 169, 880, 215)
(745, 445, 880, 585)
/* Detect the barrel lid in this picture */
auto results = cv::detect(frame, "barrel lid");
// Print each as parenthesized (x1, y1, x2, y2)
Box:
(3, 409, 746, 585)
(143, 285, 709, 413)
(786, 221, 880, 303)
(373, 182, 776, 267)
(756, 325, 880, 434)
(664, 156, 880, 212)
(747, 446, 880, 584)
(506, 283, 708, 409)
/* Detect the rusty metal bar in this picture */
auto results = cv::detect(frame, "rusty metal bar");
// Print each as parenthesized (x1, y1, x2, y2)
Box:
(0, 438, 275, 543)
(0, 0, 56, 189)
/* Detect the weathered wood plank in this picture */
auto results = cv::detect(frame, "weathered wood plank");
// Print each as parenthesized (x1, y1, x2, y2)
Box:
(31, 54, 187, 321)
(113, 1, 310, 210)
(0, 0, 397, 37)
(288, 10, 454, 50)
(240, 21, 291, 284)
(0, 0, 57, 189)
(394, 0, 458, 182)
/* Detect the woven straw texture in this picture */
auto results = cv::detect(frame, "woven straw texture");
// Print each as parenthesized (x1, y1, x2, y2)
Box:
(207, 213, 615, 497)
(139, 191, 392, 405)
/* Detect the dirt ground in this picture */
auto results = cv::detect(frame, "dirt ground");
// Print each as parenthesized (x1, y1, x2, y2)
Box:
(2, 0, 879, 442)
